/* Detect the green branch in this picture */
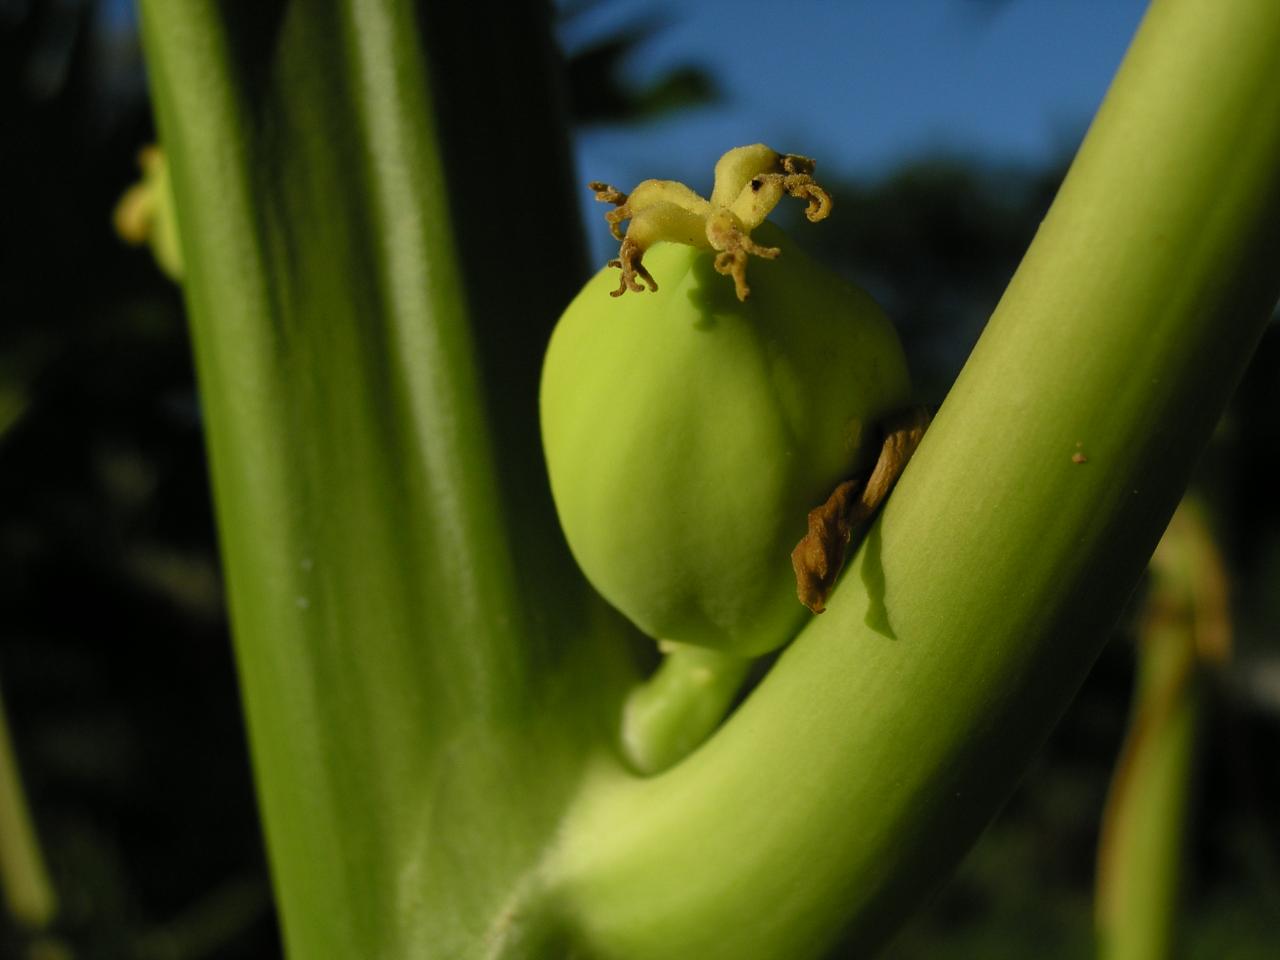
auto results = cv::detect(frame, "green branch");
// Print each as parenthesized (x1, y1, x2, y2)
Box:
(549, 1, 1280, 956)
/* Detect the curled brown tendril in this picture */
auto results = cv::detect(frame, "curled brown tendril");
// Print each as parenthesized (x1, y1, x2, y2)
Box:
(607, 236, 658, 297)
(589, 181, 630, 241)
(706, 213, 780, 301)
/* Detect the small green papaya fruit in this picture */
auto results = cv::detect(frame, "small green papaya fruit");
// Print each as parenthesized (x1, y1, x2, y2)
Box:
(541, 186, 911, 656)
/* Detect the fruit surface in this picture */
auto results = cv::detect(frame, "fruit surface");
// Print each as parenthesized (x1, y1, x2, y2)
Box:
(541, 227, 911, 656)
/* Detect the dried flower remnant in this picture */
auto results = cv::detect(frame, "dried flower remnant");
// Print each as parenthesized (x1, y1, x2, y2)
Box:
(590, 144, 833, 301)
(792, 409, 931, 613)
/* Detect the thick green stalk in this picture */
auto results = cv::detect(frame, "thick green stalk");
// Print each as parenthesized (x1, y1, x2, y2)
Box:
(1095, 503, 1227, 960)
(550, 1, 1280, 956)
(137, 3, 629, 957)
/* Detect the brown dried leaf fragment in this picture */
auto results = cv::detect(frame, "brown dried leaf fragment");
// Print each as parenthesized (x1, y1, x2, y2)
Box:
(792, 408, 931, 613)
(792, 478, 863, 614)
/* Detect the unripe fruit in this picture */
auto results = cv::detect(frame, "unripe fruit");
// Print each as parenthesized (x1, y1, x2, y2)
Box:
(541, 216, 911, 656)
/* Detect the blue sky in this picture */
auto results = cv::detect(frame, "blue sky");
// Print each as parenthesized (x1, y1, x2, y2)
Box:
(109, 0, 1149, 181)
(560, 0, 1150, 259)
(107, 0, 1151, 259)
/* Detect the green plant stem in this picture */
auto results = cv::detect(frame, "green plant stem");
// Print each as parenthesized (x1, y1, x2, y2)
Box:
(550, 1, 1280, 957)
(1095, 503, 1227, 960)
(621, 645, 754, 775)
(137, 3, 631, 956)
(0, 682, 57, 930)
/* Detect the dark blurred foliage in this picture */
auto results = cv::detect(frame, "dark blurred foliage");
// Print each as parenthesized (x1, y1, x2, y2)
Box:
(561, 12, 717, 124)
(779, 162, 1058, 405)
(0, 2, 276, 958)
(565, 31, 716, 124)
(2, 1, 1279, 958)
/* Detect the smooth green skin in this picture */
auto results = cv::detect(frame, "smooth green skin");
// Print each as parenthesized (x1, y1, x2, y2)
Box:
(542, 231, 911, 656)
(619, 644, 754, 774)
(137, 0, 1280, 958)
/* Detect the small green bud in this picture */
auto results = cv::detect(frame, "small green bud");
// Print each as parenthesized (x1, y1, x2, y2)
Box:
(541, 146, 911, 657)
(114, 146, 184, 281)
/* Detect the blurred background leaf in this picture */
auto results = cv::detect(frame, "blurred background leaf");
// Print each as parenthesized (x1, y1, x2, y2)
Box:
(560, 11, 717, 124)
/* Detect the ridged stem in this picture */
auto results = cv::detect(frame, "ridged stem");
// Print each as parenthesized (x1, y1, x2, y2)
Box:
(136, 2, 629, 956)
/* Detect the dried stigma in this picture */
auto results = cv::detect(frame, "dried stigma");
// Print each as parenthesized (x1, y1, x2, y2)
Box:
(589, 144, 832, 301)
